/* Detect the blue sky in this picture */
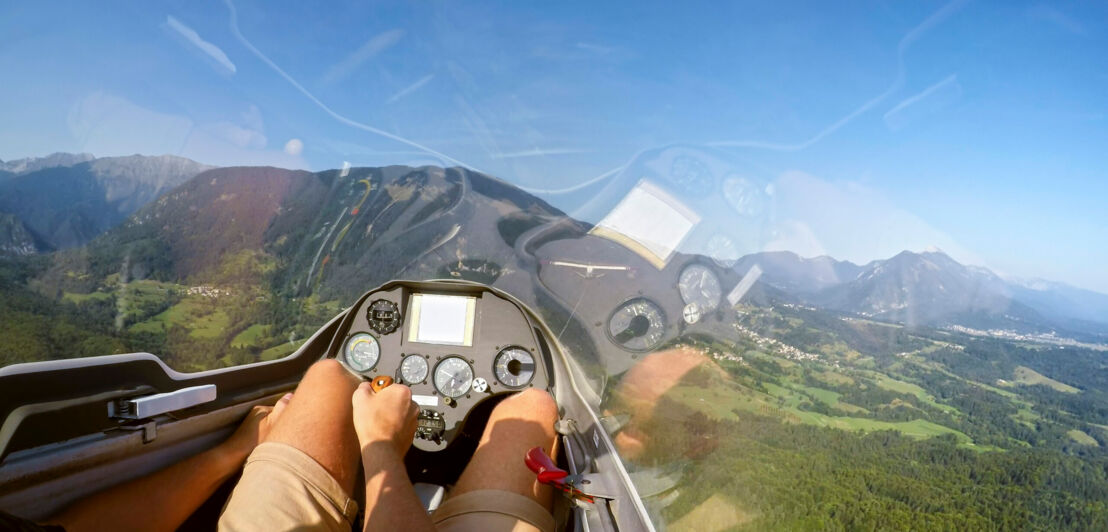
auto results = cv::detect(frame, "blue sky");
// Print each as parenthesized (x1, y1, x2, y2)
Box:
(1, 1, 1106, 293)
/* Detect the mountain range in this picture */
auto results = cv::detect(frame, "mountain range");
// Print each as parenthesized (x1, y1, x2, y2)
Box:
(734, 249, 1108, 337)
(2, 152, 1105, 341)
(0, 153, 212, 253)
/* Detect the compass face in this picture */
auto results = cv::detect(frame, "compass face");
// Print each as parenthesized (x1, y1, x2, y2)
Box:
(607, 298, 667, 352)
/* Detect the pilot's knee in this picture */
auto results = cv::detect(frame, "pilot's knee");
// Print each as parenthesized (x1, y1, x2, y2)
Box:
(495, 388, 558, 424)
(303, 358, 358, 385)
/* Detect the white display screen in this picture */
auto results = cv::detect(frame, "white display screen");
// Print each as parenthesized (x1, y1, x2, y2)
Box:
(408, 293, 476, 346)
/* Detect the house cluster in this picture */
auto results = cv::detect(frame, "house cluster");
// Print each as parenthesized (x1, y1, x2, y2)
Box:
(186, 285, 232, 298)
(675, 344, 747, 366)
(732, 323, 820, 362)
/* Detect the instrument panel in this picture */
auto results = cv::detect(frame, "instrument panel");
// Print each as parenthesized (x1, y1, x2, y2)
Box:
(330, 283, 551, 452)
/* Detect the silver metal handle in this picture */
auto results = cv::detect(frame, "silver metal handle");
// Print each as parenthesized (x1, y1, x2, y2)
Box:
(108, 385, 217, 420)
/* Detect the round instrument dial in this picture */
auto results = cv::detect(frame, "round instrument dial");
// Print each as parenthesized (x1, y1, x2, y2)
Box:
(434, 357, 474, 398)
(343, 333, 380, 372)
(400, 355, 429, 384)
(367, 299, 401, 335)
(494, 347, 536, 388)
(678, 263, 721, 312)
(706, 233, 739, 269)
(683, 303, 701, 325)
(607, 298, 667, 352)
(722, 175, 766, 217)
(667, 154, 713, 197)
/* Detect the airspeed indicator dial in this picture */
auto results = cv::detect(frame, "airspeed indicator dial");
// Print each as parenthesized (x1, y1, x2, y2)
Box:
(607, 298, 667, 352)
(343, 333, 380, 372)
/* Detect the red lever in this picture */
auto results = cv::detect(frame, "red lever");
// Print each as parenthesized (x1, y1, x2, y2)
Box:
(525, 446, 595, 503)
(525, 446, 569, 483)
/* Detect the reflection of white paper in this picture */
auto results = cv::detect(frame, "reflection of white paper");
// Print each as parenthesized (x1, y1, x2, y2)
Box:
(413, 294, 474, 346)
(592, 180, 699, 268)
(412, 394, 439, 407)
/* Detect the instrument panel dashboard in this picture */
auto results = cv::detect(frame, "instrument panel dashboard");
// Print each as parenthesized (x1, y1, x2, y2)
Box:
(329, 282, 551, 452)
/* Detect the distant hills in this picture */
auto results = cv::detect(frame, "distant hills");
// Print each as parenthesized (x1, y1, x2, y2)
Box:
(0, 152, 95, 175)
(0, 153, 212, 253)
(735, 249, 1108, 337)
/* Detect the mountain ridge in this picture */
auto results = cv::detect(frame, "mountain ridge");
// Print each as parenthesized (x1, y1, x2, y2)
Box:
(738, 249, 1107, 334)
(0, 154, 213, 251)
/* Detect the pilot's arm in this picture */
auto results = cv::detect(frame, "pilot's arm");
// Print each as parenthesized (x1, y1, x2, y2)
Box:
(44, 398, 289, 532)
(351, 382, 436, 532)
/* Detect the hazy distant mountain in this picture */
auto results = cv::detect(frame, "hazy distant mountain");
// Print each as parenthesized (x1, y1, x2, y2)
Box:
(0, 154, 213, 250)
(736, 249, 1106, 334)
(0, 152, 95, 174)
(733, 251, 863, 294)
(814, 250, 1039, 327)
(1006, 278, 1108, 326)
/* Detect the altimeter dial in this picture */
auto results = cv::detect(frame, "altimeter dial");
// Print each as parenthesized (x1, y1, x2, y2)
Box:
(433, 357, 474, 398)
(678, 263, 721, 312)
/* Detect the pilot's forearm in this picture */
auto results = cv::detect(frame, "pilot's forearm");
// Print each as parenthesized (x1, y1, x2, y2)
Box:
(361, 442, 436, 532)
(47, 440, 247, 532)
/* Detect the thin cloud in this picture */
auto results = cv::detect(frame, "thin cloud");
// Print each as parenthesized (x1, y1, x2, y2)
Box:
(491, 148, 592, 159)
(386, 74, 434, 104)
(166, 16, 236, 74)
(321, 29, 405, 86)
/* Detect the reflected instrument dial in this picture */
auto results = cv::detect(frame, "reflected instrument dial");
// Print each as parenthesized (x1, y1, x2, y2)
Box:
(434, 357, 474, 398)
(343, 333, 380, 372)
(607, 298, 667, 352)
(706, 233, 739, 269)
(400, 354, 429, 384)
(678, 263, 721, 312)
(494, 347, 536, 388)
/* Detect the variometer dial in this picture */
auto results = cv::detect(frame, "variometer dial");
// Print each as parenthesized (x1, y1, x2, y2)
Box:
(343, 333, 380, 372)
(494, 347, 536, 388)
(607, 298, 667, 352)
(434, 357, 473, 398)
(678, 263, 721, 312)
(400, 354, 428, 384)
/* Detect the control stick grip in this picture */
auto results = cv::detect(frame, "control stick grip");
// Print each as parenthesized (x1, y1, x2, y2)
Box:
(370, 375, 394, 393)
(525, 446, 568, 484)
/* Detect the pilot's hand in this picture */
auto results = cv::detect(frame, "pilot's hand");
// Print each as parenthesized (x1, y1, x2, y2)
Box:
(352, 382, 419, 456)
(225, 393, 292, 460)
